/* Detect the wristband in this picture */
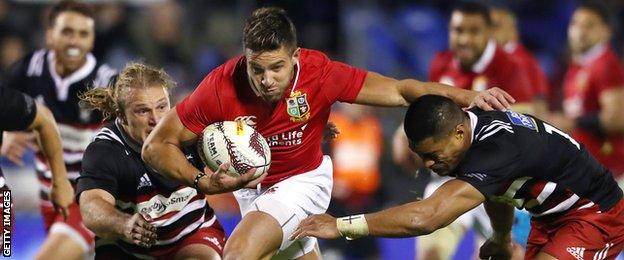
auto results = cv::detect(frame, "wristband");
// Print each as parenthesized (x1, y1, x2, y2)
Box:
(336, 214, 369, 240)
(193, 172, 207, 189)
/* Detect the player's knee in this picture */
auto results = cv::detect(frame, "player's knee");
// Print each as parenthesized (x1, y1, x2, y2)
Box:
(223, 237, 273, 260)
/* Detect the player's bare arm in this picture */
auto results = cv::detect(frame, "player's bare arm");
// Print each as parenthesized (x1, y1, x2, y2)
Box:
(354, 71, 515, 110)
(29, 103, 73, 219)
(599, 88, 624, 134)
(291, 179, 485, 240)
(142, 109, 260, 194)
(79, 189, 156, 247)
(479, 200, 515, 260)
(550, 88, 624, 134)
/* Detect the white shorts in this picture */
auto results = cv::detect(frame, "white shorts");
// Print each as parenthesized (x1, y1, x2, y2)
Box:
(233, 155, 333, 259)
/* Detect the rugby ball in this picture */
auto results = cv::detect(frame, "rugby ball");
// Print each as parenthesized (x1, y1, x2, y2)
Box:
(197, 121, 271, 179)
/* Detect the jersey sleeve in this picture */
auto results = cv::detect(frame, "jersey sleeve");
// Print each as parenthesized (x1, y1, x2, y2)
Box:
(176, 70, 222, 136)
(454, 139, 521, 197)
(76, 141, 126, 200)
(590, 57, 624, 94)
(319, 60, 367, 103)
(0, 87, 37, 131)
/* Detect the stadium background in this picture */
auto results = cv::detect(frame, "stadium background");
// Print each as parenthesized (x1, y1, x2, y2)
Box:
(1, 0, 624, 259)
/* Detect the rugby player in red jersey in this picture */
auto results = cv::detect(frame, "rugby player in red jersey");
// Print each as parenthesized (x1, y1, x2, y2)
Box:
(550, 3, 624, 184)
(142, 7, 515, 259)
(491, 7, 551, 119)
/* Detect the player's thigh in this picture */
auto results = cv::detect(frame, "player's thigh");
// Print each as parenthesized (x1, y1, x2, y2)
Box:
(174, 244, 221, 260)
(534, 251, 558, 260)
(224, 211, 282, 259)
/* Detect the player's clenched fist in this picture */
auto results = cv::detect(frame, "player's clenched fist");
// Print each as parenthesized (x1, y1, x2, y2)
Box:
(291, 213, 340, 241)
(122, 213, 157, 248)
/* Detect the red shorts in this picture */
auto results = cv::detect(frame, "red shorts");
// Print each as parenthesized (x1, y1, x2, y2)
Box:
(526, 199, 624, 260)
(154, 221, 226, 258)
(95, 220, 226, 259)
(41, 202, 95, 252)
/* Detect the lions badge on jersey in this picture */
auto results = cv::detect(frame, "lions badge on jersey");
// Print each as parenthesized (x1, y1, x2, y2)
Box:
(286, 91, 310, 122)
(505, 111, 538, 131)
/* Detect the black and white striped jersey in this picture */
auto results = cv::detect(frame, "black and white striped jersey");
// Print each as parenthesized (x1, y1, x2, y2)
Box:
(455, 108, 622, 217)
(76, 121, 217, 253)
(2, 49, 117, 203)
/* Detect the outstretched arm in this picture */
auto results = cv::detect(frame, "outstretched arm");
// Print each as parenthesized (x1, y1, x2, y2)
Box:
(28, 103, 73, 219)
(354, 72, 515, 110)
(292, 179, 485, 240)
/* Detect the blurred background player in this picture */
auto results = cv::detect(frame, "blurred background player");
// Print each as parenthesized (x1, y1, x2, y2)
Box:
(77, 63, 227, 259)
(429, 2, 534, 112)
(490, 6, 551, 119)
(550, 2, 624, 188)
(323, 104, 383, 260)
(395, 3, 535, 259)
(0, 86, 74, 250)
(0, 1, 116, 259)
(142, 6, 512, 260)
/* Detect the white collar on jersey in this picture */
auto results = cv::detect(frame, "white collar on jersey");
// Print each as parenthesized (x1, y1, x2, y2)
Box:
(467, 110, 478, 144)
(503, 40, 519, 54)
(47, 50, 96, 101)
(471, 40, 497, 74)
(248, 61, 301, 98)
(573, 42, 607, 66)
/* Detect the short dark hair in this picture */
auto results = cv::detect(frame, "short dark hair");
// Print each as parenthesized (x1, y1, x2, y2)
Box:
(243, 7, 297, 53)
(47, 0, 95, 28)
(403, 95, 465, 146)
(577, 1, 610, 26)
(452, 2, 492, 26)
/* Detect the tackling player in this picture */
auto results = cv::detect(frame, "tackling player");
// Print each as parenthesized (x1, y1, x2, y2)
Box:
(294, 95, 624, 260)
(76, 63, 236, 259)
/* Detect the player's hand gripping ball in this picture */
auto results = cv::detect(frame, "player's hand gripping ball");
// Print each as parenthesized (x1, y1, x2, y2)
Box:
(198, 121, 271, 179)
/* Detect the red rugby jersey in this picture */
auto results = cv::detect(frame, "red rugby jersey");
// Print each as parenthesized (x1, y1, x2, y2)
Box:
(504, 41, 550, 98)
(429, 40, 533, 102)
(177, 48, 367, 185)
(562, 44, 624, 176)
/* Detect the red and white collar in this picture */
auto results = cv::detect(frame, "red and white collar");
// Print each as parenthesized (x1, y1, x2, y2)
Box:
(574, 42, 607, 66)
(471, 40, 497, 73)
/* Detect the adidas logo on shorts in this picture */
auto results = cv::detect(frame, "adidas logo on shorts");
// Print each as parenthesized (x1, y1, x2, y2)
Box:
(566, 246, 585, 260)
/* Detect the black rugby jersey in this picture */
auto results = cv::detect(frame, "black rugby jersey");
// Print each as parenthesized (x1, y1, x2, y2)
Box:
(2, 49, 117, 201)
(0, 87, 37, 185)
(76, 121, 217, 255)
(454, 108, 622, 217)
